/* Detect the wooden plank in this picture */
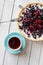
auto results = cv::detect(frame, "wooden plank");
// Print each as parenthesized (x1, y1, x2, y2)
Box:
(39, 42, 43, 65)
(0, 22, 10, 65)
(4, 22, 19, 65)
(4, 22, 32, 65)
(0, 0, 5, 20)
(2, 0, 14, 64)
(29, 42, 42, 65)
(4, 51, 18, 65)
(17, 40, 32, 65)
(1, 0, 14, 22)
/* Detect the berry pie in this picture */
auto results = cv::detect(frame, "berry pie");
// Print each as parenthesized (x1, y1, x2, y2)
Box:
(17, 3, 43, 41)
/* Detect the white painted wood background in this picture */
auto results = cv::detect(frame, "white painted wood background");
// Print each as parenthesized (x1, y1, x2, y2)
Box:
(0, 0, 43, 65)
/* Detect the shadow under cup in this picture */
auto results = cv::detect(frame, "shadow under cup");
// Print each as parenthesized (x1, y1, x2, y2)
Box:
(8, 37, 22, 51)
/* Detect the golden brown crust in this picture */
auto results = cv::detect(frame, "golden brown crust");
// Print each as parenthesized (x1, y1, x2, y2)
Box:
(17, 2, 43, 41)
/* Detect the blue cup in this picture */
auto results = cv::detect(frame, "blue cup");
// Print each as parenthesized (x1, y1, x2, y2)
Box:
(4, 32, 26, 54)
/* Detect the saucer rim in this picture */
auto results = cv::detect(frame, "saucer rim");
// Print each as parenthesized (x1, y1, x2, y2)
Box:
(4, 32, 26, 54)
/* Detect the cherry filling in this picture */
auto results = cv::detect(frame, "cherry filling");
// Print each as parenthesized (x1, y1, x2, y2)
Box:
(18, 4, 43, 39)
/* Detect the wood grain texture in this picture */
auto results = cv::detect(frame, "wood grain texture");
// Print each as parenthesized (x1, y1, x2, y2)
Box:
(39, 43, 43, 65)
(0, 0, 5, 20)
(29, 42, 42, 65)
(4, 22, 32, 65)
(0, 0, 43, 65)
(0, 22, 10, 65)
(0, 0, 14, 65)
(1, 0, 14, 22)
(4, 0, 43, 65)
(4, 22, 19, 65)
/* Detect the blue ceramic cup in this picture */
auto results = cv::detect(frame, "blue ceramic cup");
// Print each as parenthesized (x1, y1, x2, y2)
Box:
(4, 32, 26, 54)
